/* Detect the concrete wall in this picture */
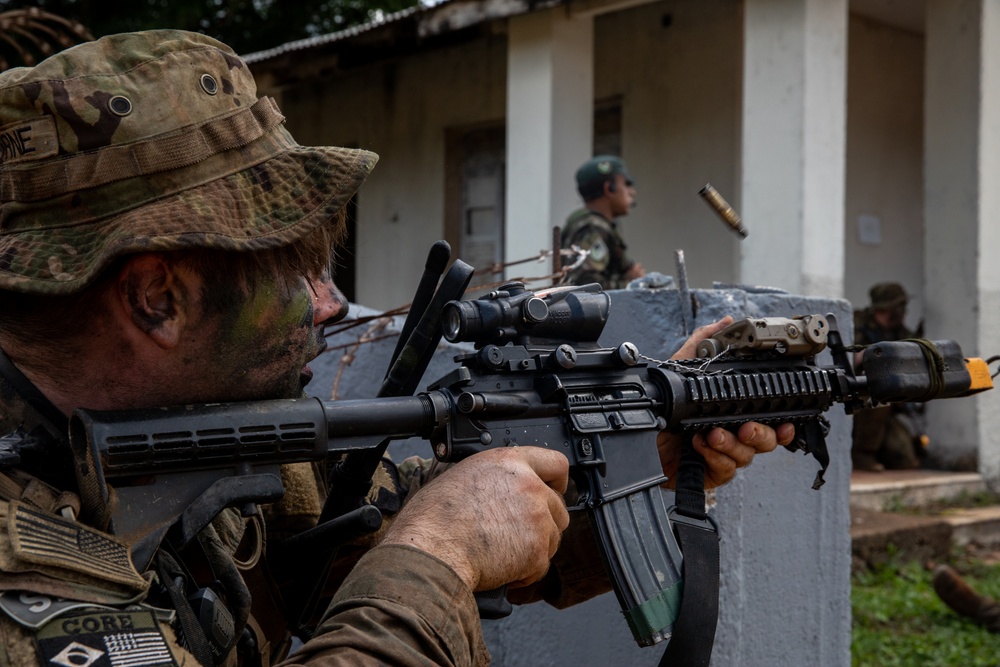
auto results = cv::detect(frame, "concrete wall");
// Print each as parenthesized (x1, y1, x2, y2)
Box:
(310, 285, 852, 666)
(844, 13, 925, 328)
(264, 0, 745, 311)
(923, 0, 1000, 474)
(593, 0, 744, 290)
(267, 2, 932, 324)
(274, 35, 509, 310)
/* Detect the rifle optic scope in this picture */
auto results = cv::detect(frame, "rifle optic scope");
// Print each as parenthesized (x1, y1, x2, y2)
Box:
(442, 282, 611, 346)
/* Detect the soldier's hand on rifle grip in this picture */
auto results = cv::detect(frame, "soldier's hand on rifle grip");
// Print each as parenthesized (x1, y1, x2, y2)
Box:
(657, 316, 798, 489)
(379, 447, 570, 593)
(657, 423, 796, 489)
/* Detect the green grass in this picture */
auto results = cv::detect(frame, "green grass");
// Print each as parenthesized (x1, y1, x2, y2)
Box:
(852, 552, 1000, 666)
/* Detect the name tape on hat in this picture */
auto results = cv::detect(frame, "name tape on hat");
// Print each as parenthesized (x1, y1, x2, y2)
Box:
(0, 116, 58, 166)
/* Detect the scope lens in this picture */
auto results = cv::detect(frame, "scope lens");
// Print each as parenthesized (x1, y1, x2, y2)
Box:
(442, 303, 464, 341)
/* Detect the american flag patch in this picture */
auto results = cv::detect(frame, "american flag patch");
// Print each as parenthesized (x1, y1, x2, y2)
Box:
(104, 630, 174, 667)
(10, 503, 146, 590)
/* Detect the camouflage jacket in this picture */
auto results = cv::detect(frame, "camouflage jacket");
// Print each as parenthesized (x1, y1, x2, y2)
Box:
(561, 208, 637, 290)
(0, 357, 488, 667)
(853, 308, 915, 346)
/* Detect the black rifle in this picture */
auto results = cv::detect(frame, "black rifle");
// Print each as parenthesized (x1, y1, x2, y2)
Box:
(67, 281, 992, 660)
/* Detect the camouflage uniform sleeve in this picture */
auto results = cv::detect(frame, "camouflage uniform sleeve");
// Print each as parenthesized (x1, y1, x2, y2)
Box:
(394, 455, 451, 498)
(564, 222, 618, 289)
(614, 235, 639, 279)
(277, 545, 489, 667)
(0, 495, 199, 667)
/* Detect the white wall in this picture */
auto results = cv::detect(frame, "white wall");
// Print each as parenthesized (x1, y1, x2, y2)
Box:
(844, 14, 924, 328)
(267, 3, 936, 340)
(274, 36, 509, 310)
(595, 0, 744, 290)
(265, 0, 746, 310)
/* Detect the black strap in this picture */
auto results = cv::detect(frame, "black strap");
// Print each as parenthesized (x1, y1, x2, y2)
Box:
(287, 250, 474, 636)
(156, 551, 216, 667)
(660, 437, 720, 667)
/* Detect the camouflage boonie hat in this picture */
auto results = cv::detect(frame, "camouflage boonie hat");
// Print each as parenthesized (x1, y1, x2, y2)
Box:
(575, 155, 633, 195)
(0, 30, 378, 294)
(869, 282, 909, 309)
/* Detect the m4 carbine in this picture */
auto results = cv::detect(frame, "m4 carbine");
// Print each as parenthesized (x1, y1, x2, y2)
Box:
(68, 281, 993, 656)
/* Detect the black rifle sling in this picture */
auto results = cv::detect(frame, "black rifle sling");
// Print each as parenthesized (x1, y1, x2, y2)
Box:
(659, 438, 720, 667)
(289, 252, 474, 636)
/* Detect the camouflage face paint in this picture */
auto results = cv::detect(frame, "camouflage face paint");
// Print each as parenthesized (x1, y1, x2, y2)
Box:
(197, 271, 320, 401)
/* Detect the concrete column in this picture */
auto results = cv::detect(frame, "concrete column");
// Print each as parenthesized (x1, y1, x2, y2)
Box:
(924, 0, 1000, 477)
(505, 8, 593, 278)
(740, 0, 848, 298)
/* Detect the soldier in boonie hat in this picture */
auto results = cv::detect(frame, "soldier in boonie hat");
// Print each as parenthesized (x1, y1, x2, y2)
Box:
(0, 30, 579, 667)
(0, 30, 391, 666)
(869, 282, 909, 310)
(0, 29, 377, 295)
(852, 281, 923, 473)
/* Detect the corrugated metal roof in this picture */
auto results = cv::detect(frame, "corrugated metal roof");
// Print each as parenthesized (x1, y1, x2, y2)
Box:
(243, 4, 425, 64)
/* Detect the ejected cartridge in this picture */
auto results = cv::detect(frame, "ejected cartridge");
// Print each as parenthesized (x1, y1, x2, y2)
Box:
(699, 184, 749, 238)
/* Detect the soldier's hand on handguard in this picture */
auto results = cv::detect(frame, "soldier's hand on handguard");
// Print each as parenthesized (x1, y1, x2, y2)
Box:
(380, 447, 571, 592)
(658, 316, 797, 489)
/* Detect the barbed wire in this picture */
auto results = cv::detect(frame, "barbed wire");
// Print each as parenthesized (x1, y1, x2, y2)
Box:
(320, 246, 590, 386)
(327, 315, 393, 400)
(0, 8, 93, 71)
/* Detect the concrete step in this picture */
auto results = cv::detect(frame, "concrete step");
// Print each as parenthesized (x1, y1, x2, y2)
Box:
(850, 470, 1000, 569)
(850, 469, 987, 512)
(945, 505, 1000, 547)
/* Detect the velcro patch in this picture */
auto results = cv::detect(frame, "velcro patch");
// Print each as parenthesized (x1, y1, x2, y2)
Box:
(588, 239, 610, 267)
(0, 591, 114, 629)
(36, 608, 177, 667)
(9, 503, 146, 590)
(0, 116, 58, 166)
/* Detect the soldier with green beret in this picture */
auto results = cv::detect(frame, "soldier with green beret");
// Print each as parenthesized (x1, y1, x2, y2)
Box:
(561, 155, 646, 290)
(0, 31, 791, 666)
(851, 282, 927, 471)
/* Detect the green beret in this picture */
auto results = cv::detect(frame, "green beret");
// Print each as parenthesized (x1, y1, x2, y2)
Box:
(575, 155, 633, 194)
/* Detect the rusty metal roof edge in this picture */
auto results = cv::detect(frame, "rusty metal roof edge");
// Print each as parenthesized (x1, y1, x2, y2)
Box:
(243, 0, 565, 65)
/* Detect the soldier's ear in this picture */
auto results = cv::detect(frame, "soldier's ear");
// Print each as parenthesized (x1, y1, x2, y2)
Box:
(116, 254, 190, 350)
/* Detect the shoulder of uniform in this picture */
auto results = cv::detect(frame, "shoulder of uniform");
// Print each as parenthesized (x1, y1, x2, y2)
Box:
(564, 210, 614, 239)
(0, 500, 149, 607)
(1, 597, 182, 667)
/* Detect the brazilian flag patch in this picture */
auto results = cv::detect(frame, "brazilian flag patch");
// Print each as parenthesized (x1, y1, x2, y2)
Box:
(36, 608, 177, 667)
